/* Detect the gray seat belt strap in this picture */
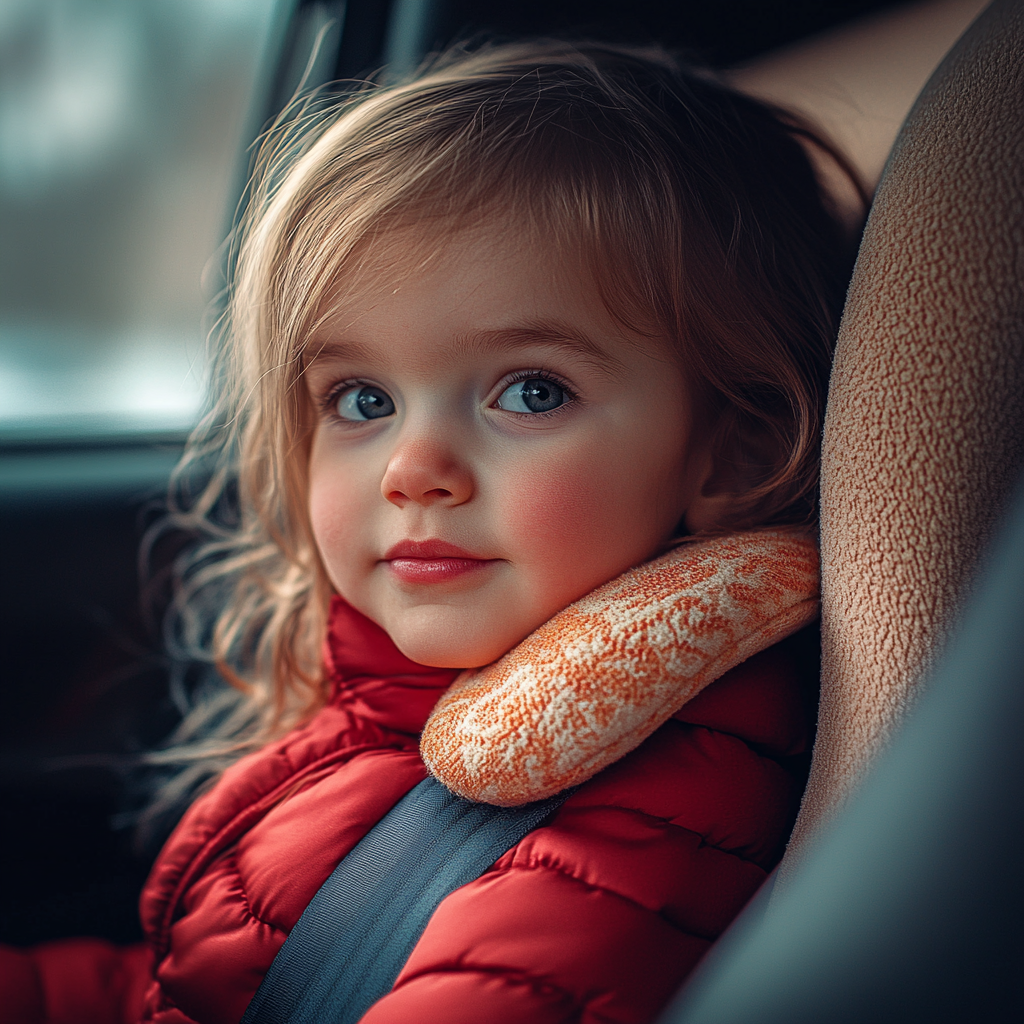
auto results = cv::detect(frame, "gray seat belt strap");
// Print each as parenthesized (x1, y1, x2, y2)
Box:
(241, 775, 570, 1024)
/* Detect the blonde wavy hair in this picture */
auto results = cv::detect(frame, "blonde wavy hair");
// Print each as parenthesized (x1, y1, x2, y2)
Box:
(142, 40, 853, 832)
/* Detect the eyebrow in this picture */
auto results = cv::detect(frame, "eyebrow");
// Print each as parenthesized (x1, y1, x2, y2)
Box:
(458, 321, 628, 377)
(302, 335, 377, 366)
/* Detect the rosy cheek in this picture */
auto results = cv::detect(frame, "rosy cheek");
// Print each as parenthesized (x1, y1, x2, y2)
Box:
(500, 448, 627, 565)
(505, 475, 598, 543)
(308, 470, 359, 570)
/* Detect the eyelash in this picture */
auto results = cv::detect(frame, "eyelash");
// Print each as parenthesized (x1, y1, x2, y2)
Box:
(321, 378, 374, 421)
(495, 369, 578, 416)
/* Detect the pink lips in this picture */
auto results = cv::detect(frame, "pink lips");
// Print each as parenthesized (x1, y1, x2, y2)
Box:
(383, 540, 497, 584)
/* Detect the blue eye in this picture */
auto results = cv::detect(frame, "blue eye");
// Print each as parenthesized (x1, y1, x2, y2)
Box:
(496, 377, 568, 414)
(336, 385, 395, 421)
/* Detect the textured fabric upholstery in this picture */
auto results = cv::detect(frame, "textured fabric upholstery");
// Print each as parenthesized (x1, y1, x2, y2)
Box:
(786, 0, 1024, 863)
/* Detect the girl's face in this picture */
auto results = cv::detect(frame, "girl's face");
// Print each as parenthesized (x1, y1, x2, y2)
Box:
(305, 225, 714, 668)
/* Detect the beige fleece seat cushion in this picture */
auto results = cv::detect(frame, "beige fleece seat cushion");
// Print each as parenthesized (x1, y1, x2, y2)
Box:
(786, 0, 1024, 862)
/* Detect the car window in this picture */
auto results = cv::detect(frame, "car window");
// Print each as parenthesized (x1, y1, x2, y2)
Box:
(0, 0, 284, 446)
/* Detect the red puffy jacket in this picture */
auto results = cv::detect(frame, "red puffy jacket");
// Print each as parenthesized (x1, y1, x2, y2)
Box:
(1, 599, 812, 1024)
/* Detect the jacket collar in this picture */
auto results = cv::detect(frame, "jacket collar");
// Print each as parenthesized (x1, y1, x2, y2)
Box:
(324, 597, 459, 736)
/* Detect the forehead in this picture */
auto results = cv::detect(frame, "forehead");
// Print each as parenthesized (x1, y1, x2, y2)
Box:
(305, 218, 675, 374)
(325, 215, 581, 307)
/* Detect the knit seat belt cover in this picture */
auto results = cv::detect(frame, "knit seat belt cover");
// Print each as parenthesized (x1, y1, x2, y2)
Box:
(241, 775, 569, 1024)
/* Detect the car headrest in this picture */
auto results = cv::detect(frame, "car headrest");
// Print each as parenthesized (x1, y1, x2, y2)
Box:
(789, 0, 1024, 860)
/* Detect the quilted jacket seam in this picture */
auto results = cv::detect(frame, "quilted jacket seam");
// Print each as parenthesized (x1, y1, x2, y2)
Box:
(393, 962, 585, 1021)
(492, 861, 725, 943)
(225, 847, 300, 937)
(554, 803, 772, 868)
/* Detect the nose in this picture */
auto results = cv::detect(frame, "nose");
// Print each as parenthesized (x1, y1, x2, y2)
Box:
(381, 436, 474, 508)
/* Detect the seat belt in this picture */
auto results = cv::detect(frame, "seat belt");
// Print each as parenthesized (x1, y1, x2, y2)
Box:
(241, 775, 570, 1024)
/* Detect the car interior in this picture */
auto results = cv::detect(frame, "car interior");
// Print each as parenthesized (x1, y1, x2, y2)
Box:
(1, 0, 1020, 1019)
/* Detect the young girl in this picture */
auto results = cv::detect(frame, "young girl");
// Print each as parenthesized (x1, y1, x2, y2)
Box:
(1, 40, 852, 1024)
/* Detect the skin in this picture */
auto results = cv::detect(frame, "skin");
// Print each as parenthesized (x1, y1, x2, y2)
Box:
(304, 225, 729, 668)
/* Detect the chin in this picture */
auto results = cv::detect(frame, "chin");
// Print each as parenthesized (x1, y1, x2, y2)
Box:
(386, 610, 523, 670)
(391, 634, 504, 670)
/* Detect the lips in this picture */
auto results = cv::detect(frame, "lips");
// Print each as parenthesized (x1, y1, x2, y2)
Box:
(383, 540, 498, 584)
(384, 540, 483, 560)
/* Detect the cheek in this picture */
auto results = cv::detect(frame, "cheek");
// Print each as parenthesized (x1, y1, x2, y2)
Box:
(503, 464, 598, 541)
(307, 453, 368, 579)
(308, 479, 346, 576)
(499, 438, 677, 567)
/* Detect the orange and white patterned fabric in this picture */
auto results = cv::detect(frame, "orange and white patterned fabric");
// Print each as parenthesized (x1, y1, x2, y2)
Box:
(422, 528, 820, 805)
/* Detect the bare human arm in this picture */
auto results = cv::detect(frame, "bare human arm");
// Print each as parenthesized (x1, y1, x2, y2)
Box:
(728, 0, 989, 228)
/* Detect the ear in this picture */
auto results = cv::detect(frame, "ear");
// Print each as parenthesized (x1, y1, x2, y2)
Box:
(683, 452, 742, 534)
(682, 414, 761, 534)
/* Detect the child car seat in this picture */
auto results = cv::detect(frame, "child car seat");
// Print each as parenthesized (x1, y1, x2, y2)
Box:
(791, 0, 1024, 856)
(664, 0, 1024, 1018)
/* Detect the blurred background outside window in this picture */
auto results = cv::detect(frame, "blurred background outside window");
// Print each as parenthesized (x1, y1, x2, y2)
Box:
(0, 0, 283, 445)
